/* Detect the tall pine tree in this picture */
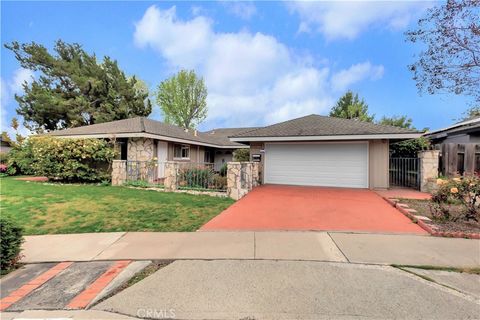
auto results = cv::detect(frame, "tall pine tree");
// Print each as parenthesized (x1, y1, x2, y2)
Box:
(5, 41, 152, 132)
(329, 91, 374, 122)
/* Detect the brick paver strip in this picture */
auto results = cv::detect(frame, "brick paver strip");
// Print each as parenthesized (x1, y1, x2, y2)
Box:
(66, 260, 131, 310)
(0, 261, 72, 311)
(382, 196, 480, 240)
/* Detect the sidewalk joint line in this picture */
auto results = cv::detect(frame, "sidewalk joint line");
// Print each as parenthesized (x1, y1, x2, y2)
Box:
(91, 232, 128, 261)
(327, 232, 350, 263)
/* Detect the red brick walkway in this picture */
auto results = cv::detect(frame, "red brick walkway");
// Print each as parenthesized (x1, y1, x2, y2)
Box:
(201, 185, 427, 234)
(0, 260, 131, 311)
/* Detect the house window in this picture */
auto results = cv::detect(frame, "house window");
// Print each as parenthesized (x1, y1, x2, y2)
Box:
(174, 144, 190, 159)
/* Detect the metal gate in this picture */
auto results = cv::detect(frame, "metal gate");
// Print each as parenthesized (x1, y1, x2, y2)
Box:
(389, 158, 420, 189)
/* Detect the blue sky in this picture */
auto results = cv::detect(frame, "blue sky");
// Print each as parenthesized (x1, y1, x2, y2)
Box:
(0, 1, 470, 135)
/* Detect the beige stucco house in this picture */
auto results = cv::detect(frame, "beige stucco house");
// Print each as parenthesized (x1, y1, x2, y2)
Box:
(230, 114, 422, 189)
(48, 114, 422, 190)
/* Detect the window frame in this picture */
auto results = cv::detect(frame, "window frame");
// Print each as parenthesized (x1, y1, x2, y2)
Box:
(173, 144, 190, 160)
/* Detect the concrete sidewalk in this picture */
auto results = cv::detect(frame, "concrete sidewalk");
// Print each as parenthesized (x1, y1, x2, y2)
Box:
(22, 231, 480, 267)
(96, 260, 480, 320)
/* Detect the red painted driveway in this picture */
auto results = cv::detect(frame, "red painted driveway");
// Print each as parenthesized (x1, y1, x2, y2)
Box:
(201, 185, 427, 234)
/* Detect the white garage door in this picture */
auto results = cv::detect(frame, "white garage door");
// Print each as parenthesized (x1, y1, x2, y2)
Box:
(264, 143, 368, 188)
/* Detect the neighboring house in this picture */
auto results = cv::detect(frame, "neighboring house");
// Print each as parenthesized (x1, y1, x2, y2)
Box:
(424, 117, 480, 145)
(424, 117, 480, 176)
(230, 114, 421, 189)
(0, 137, 12, 154)
(47, 117, 256, 172)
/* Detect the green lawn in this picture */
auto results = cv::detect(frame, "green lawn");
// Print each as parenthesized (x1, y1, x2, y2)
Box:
(0, 177, 234, 235)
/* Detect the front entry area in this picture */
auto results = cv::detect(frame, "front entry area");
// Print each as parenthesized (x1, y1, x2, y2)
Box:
(201, 185, 426, 233)
(264, 142, 369, 188)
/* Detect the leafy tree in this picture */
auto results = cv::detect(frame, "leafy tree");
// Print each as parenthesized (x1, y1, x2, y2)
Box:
(329, 91, 374, 122)
(460, 106, 480, 120)
(5, 40, 152, 132)
(233, 148, 250, 162)
(406, 0, 480, 104)
(156, 69, 207, 129)
(379, 114, 430, 157)
(389, 137, 431, 158)
(378, 115, 413, 129)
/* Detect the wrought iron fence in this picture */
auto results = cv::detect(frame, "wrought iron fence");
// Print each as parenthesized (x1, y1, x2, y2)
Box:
(389, 157, 420, 189)
(125, 161, 167, 187)
(175, 162, 227, 192)
(124, 160, 227, 192)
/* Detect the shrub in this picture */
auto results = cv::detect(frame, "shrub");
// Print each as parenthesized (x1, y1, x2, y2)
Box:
(430, 176, 480, 221)
(178, 167, 214, 189)
(212, 174, 227, 190)
(28, 136, 116, 182)
(6, 140, 36, 176)
(233, 148, 250, 162)
(219, 163, 228, 177)
(0, 164, 7, 173)
(0, 218, 24, 274)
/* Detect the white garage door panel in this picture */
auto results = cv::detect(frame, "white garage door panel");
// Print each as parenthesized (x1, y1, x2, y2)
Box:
(265, 143, 368, 188)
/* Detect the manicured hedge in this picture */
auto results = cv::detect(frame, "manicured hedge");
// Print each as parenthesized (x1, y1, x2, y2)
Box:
(8, 136, 116, 182)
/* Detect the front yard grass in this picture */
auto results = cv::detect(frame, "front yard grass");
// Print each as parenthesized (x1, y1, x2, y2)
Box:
(0, 177, 234, 235)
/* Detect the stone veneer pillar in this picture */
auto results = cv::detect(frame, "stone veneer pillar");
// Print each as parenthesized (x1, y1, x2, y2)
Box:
(164, 161, 178, 192)
(418, 150, 440, 192)
(227, 162, 260, 200)
(112, 160, 127, 186)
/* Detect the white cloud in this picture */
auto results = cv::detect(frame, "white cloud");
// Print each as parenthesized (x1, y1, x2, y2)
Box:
(134, 6, 212, 69)
(331, 62, 384, 92)
(223, 1, 257, 20)
(1, 69, 34, 138)
(134, 5, 384, 127)
(288, 1, 431, 40)
(10, 68, 34, 94)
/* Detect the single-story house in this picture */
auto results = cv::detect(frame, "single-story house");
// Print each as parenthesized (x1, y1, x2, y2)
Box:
(47, 114, 422, 189)
(424, 116, 480, 145)
(230, 114, 422, 189)
(47, 117, 256, 171)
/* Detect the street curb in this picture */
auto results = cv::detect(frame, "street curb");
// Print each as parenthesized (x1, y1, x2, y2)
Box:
(381, 196, 480, 240)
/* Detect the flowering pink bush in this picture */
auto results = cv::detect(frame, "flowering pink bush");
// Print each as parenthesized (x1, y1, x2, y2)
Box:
(0, 164, 7, 173)
(431, 175, 480, 221)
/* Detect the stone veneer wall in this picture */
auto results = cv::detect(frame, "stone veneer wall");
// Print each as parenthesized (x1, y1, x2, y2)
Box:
(113, 158, 260, 199)
(127, 138, 154, 161)
(227, 162, 260, 200)
(112, 160, 127, 186)
(418, 150, 440, 192)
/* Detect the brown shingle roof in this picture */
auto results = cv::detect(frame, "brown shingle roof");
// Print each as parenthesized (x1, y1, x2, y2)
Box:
(232, 114, 420, 138)
(46, 117, 253, 147)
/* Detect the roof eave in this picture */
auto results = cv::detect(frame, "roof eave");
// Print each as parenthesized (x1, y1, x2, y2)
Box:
(230, 133, 423, 142)
(46, 132, 247, 149)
